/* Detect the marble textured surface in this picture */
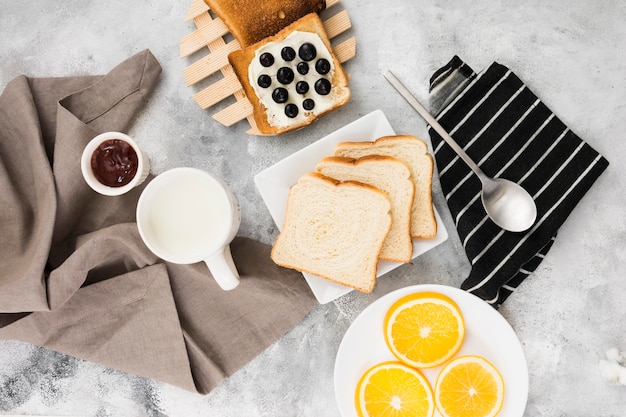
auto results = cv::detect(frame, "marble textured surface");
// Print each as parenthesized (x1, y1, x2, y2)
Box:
(1, 0, 625, 415)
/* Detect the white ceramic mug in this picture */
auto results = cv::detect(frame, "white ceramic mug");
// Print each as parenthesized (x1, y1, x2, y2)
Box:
(136, 167, 241, 290)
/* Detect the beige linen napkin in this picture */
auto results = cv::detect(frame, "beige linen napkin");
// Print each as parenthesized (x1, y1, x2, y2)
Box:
(0, 49, 316, 394)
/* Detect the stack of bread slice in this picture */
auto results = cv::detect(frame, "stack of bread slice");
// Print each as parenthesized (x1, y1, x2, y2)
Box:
(316, 155, 414, 264)
(271, 134, 437, 293)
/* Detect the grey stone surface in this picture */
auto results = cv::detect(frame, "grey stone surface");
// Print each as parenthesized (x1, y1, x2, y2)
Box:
(1, 0, 625, 415)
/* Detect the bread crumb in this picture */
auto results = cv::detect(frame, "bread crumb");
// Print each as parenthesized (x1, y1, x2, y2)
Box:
(599, 348, 626, 385)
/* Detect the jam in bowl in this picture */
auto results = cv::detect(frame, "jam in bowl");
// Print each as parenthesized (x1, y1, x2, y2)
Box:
(81, 132, 149, 196)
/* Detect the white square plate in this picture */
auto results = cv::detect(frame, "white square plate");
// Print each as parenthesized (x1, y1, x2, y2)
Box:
(254, 110, 448, 304)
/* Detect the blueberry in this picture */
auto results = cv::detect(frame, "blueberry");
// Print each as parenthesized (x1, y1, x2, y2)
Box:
(259, 52, 274, 67)
(315, 58, 331, 75)
(276, 67, 294, 84)
(295, 81, 309, 94)
(257, 74, 271, 88)
(298, 43, 317, 61)
(296, 61, 309, 75)
(281, 46, 296, 61)
(314, 78, 331, 96)
(272, 87, 288, 103)
(284, 103, 299, 118)
(302, 98, 315, 111)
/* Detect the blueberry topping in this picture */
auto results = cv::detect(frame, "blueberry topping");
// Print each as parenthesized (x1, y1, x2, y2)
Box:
(259, 52, 274, 67)
(257, 74, 271, 88)
(284, 103, 299, 118)
(298, 43, 317, 61)
(315, 58, 331, 75)
(295, 81, 309, 94)
(281, 46, 296, 61)
(314, 78, 331, 95)
(272, 87, 288, 103)
(276, 67, 295, 85)
(302, 98, 315, 111)
(296, 61, 309, 75)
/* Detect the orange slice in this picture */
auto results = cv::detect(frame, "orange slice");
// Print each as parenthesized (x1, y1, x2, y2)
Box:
(355, 361, 435, 417)
(384, 291, 465, 368)
(435, 355, 505, 417)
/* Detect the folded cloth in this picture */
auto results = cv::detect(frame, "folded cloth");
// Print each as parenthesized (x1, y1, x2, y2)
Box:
(428, 56, 609, 307)
(0, 50, 316, 393)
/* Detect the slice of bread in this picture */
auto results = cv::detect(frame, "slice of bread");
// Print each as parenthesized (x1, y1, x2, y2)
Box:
(316, 156, 414, 263)
(203, 0, 325, 49)
(334, 135, 437, 239)
(270, 172, 391, 293)
(229, 13, 350, 136)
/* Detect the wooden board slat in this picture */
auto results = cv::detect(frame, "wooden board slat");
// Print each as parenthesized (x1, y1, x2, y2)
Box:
(323, 9, 351, 39)
(184, 0, 209, 22)
(180, 17, 229, 57)
(193, 72, 241, 109)
(334, 36, 357, 64)
(183, 39, 240, 86)
(212, 98, 254, 127)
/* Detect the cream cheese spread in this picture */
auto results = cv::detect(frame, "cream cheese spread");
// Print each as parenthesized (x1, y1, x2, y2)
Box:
(248, 31, 338, 128)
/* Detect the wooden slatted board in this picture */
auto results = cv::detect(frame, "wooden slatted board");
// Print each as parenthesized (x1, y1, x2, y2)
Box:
(180, 0, 356, 135)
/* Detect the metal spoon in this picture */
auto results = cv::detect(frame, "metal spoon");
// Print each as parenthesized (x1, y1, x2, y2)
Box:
(384, 70, 537, 232)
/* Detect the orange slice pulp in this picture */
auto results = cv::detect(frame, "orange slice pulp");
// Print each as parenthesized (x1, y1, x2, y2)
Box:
(355, 361, 435, 417)
(434, 355, 505, 417)
(384, 291, 465, 368)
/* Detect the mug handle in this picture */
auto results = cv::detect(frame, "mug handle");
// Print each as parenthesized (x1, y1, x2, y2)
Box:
(204, 245, 240, 290)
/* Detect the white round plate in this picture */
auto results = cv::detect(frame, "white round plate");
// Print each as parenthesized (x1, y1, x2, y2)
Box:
(334, 284, 528, 417)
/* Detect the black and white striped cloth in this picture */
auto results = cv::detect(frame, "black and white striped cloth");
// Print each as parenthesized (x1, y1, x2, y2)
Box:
(428, 56, 609, 307)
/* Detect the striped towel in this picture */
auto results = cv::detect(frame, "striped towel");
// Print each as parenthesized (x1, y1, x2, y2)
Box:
(428, 56, 609, 307)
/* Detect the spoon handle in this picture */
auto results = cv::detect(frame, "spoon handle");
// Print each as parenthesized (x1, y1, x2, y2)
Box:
(383, 70, 487, 181)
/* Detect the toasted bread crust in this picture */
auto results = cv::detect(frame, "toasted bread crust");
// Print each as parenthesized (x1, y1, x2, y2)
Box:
(204, 0, 326, 48)
(229, 13, 350, 136)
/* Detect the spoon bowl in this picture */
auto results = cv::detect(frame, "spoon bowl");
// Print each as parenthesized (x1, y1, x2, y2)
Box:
(480, 177, 537, 232)
(384, 70, 538, 232)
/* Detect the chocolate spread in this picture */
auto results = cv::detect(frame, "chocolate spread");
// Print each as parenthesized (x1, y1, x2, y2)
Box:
(90, 139, 138, 187)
